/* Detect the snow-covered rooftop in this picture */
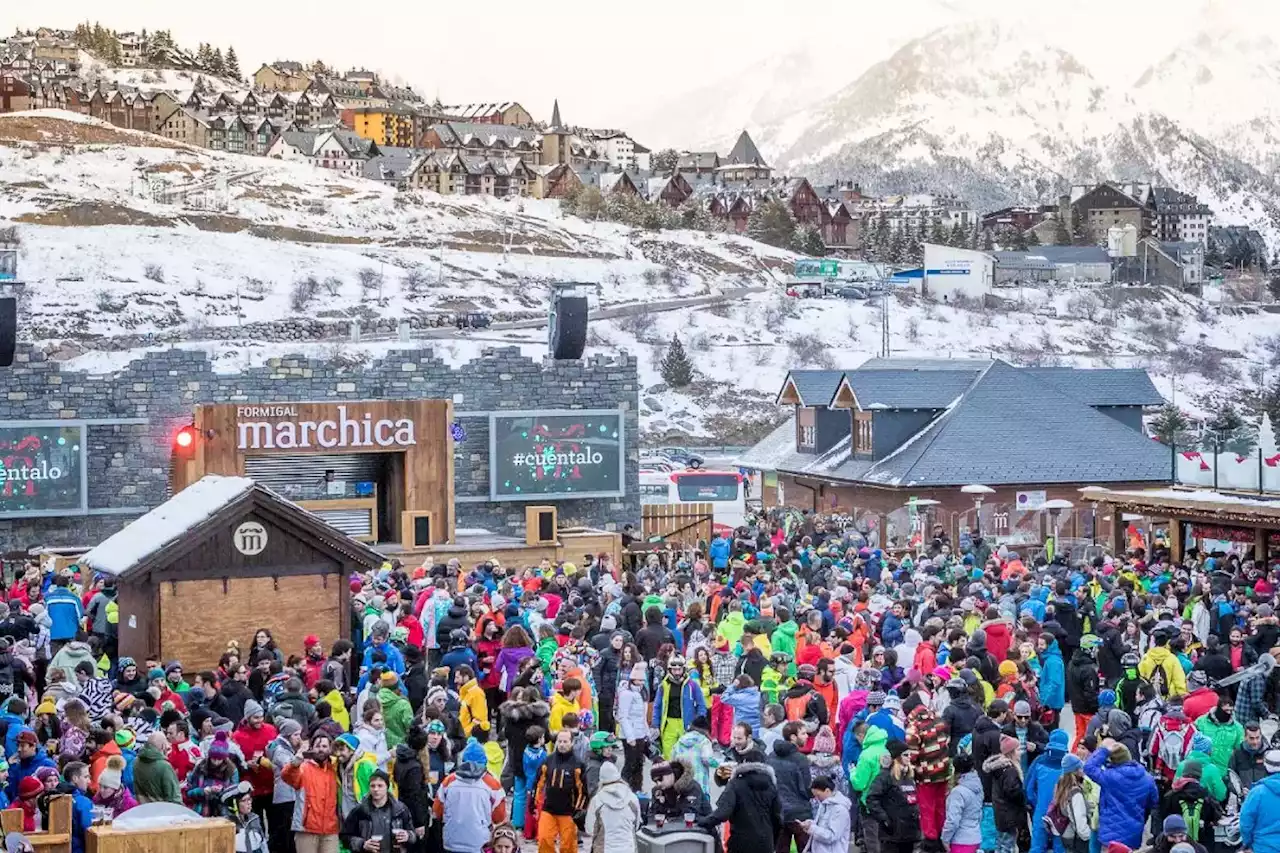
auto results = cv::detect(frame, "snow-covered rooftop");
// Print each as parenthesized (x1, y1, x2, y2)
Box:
(80, 475, 256, 576)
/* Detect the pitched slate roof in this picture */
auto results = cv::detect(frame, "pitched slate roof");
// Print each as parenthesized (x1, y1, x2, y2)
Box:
(725, 130, 767, 166)
(858, 361, 1170, 487)
(1023, 368, 1164, 407)
(777, 370, 846, 406)
(843, 369, 981, 409)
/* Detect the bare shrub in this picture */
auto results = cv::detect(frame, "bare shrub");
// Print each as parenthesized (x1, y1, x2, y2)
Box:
(906, 317, 920, 341)
(1261, 333, 1280, 368)
(1134, 318, 1181, 352)
(322, 276, 343, 297)
(144, 263, 165, 284)
(1183, 347, 1239, 383)
(686, 331, 712, 352)
(752, 346, 771, 366)
(290, 276, 320, 312)
(403, 268, 429, 297)
(0, 225, 19, 245)
(787, 337, 835, 369)
(1065, 292, 1103, 322)
(616, 309, 654, 339)
(94, 289, 124, 313)
(243, 277, 270, 297)
(357, 267, 383, 300)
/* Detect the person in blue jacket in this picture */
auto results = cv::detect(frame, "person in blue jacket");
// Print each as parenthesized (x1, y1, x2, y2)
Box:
(6, 730, 55, 802)
(1240, 750, 1280, 853)
(709, 534, 731, 571)
(1037, 628, 1066, 727)
(1084, 738, 1159, 849)
(45, 575, 84, 647)
(0, 699, 28, 759)
(64, 760, 96, 853)
(358, 622, 406, 683)
(651, 655, 707, 758)
(1026, 728, 1070, 853)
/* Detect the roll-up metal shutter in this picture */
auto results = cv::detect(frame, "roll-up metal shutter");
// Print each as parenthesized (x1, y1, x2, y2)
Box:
(308, 508, 374, 538)
(244, 453, 381, 492)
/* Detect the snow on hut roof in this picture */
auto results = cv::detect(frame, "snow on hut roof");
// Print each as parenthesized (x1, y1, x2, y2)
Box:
(80, 475, 256, 577)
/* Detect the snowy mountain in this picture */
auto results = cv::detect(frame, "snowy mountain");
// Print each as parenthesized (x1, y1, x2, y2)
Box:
(745, 20, 1280, 243)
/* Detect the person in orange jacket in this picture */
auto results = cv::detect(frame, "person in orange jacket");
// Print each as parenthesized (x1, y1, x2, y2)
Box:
(281, 732, 341, 849)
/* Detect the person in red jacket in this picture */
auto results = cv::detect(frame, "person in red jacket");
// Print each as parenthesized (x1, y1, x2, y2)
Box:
(301, 636, 326, 691)
(232, 699, 278, 820)
(1182, 671, 1219, 722)
(396, 606, 425, 650)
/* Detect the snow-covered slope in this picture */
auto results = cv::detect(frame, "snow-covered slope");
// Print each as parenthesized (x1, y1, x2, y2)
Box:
(4, 111, 1280, 443)
(751, 20, 1280, 243)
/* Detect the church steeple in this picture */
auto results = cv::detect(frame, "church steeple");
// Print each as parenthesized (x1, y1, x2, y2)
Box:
(550, 99, 562, 129)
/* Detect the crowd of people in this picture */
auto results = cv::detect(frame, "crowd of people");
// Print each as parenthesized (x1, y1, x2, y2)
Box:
(3, 520, 1280, 853)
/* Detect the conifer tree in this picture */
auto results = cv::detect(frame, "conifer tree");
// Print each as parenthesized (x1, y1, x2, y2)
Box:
(210, 47, 225, 76)
(660, 335, 694, 388)
(1151, 404, 1194, 447)
(225, 46, 242, 80)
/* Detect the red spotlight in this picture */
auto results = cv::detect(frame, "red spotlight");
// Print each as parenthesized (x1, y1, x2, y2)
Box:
(174, 425, 197, 449)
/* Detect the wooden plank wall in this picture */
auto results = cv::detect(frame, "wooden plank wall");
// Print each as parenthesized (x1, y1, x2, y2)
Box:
(642, 503, 713, 547)
(189, 400, 454, 544)
(161, 575, 340, 668)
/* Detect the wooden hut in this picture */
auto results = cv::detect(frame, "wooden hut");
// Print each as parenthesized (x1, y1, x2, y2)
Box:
(79, 475, 384, 667)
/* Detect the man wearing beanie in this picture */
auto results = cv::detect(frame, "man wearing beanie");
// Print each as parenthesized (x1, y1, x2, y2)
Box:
(1028, 729, 1071, 853)
(1085, 691, 1118, 744)
(268, 718, 305, 853)
(233, 697, 278, 826)
(1158, 760, 1221, 849)
(377, 672, 414, 749)
(435, 738, 508, 853)
(1240, 750, 1280, 853)
(1084, 737, 1159, 849)
(865, 739, 920, 853)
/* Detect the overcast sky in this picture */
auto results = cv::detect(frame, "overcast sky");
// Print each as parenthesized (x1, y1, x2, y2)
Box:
(9, 0, 1271, 139)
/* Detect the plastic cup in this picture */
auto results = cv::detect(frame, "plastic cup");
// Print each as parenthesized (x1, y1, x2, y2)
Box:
(684, 812, 694, 828)
(655, 814, 666, 828)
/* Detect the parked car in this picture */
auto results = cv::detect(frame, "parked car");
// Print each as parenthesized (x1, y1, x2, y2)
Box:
(455, 312, 492, 330)
(833, 286, 869, 300)
(660, 447, 704, 468)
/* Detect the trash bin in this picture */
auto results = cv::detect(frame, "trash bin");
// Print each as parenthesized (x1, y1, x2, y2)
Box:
(635, 824, 716, 853)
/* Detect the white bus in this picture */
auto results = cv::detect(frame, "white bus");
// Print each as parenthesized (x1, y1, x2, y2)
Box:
(639, 469, 746, 534)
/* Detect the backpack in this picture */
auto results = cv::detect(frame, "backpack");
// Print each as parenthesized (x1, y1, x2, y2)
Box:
(1043, 802, 1072, 838)
(1181, 800, 1203, 841)
(1153, 718, 1191, 778)
(1149, 661, 1169, 700)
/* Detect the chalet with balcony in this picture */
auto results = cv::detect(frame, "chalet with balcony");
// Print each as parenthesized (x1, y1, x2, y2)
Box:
(738, 358, 1170, 550)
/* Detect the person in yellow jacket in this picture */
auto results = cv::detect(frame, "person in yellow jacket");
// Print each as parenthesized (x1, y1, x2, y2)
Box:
(322, 686, 351, 731)
(1138, 629, 1187, 698)
(548, 678, 581, 734)
(456, 665, 490, 733)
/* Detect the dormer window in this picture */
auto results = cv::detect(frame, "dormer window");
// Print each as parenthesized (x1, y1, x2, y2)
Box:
(855, 412, 873, 453)
(800, 426, 816, 448)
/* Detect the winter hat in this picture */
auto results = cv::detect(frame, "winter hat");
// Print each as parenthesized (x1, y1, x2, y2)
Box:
(209, 731, 231, 760)
(335, 733, 360, 752)
(1163, 815, 1188, 835)
(277, 719, 303, 739)
(426, 686, 448, 706)
(1098, 689, 1117, 707)
(15, 730, 37, 747)
(390, 626, 409, 644)
(1013, 701, 1032, 717)
(97, 755, 126, 791)
(998, 660, 1017, 678)
(35, 699, 55, 717)
(601, 615, 617, 631)
(1181, 760, 1203, 780)
(629, 664, 647, 681)
(1109, 743, 1132, 765)
(17, 777, 42, 800)
(1264, 750, 1280, 774)
(1047, 729, 1070, 753)
(999, 735, 1020, 756)
(886, 740, 909, 759)
(883, 694, 902, 711)
(304, 635, 320, 649)
(1060, 754, 1083, 775)
(381, 671, 400, 688)
(114, 729, 136, 751)
(164, 662, 184, 676)
(866, 691, 886, 707)
(987, 699, 1008, 718)
(812, 726, 837, 754)
(147, 668, 165, 681)
(1191, 733, 1213, 755)
(243, 699, 265, 720)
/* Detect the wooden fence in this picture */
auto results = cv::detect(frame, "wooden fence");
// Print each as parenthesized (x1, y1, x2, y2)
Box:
(641, 503, 713, 547)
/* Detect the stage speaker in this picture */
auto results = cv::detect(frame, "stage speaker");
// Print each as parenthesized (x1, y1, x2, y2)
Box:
(526, 505, 558, 546)
(0, 297, 15, 368)
(401, 511, 438, 550)
(550, 295, 587, 360)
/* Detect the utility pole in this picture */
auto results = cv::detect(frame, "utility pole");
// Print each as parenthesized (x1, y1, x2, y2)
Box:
(880, 267, 891, 357)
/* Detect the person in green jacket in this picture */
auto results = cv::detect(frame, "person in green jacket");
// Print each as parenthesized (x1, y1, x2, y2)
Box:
(1194, 698, 1243, 775)
(851, 724, 889, 803)
(132, 733, 181, 804)
(535, 625, 560, 673)
(761, 653, 791, 705)
(377, 672, 414, 749)
(1176, 733, 1227, 803)
(716, 608, 746, 648)
(771, 610, 798, 677)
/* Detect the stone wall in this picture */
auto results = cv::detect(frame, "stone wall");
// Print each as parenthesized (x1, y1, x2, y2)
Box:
(0, 345, 639, 551)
